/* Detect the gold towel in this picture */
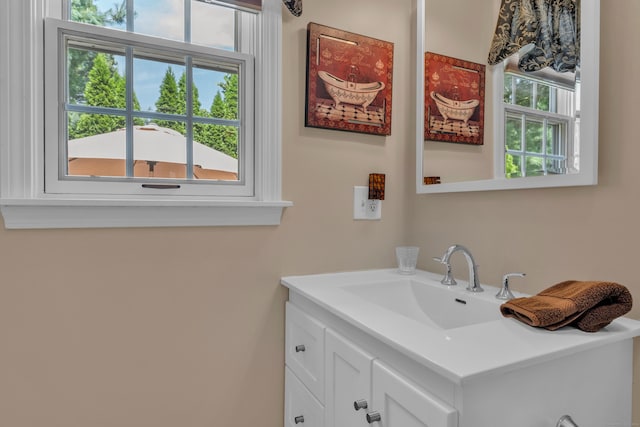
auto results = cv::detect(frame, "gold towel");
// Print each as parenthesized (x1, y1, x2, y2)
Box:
(500, 280, 633, 332)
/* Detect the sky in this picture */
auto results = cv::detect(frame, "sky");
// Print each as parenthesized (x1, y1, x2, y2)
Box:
(92, 0, 236, 112)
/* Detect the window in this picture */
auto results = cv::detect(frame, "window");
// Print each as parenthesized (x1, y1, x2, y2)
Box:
(0, 0, 290, 228)
(501, 66, 578, 179)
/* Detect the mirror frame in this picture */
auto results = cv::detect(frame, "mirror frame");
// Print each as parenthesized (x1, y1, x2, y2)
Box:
(415, 0, 600, 194)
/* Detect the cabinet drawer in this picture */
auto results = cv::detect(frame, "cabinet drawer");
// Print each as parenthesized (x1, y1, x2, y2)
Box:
(372, 360, 457, 427)
(285, 302, 325, 402)
(285, 367, 324, 427)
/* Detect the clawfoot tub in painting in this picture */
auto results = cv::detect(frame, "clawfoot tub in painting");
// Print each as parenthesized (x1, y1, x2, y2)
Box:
(431, 91, 480, 124)
(430, 91, 479, 124)
(318, 70, 386, 112)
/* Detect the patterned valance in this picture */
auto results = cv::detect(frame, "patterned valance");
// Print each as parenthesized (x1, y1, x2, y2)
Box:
(487, 0, 580, 73)
(216, 0, 262, 11)
(213, 0, 302, 16)
(282, 0, 302, 16)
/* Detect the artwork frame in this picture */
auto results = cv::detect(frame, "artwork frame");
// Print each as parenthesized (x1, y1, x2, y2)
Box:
(424, 52, 485, 145)
(305, 23, 394, 136)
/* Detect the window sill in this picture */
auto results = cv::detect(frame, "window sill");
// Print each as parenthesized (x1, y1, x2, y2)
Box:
(0, 198, 293, 229)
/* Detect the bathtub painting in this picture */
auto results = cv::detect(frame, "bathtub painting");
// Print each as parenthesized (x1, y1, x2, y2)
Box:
(424, 52, 485, 145)
(430, 91, 479, 124)
(305, 23, 394, 136)
(318, 71, 386, 112)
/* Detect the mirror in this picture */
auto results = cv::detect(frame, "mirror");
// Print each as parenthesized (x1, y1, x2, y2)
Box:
(415, 0, 600, 193)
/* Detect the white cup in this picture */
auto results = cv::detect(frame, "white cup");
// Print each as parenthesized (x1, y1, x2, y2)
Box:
(396, 246, 419, 275)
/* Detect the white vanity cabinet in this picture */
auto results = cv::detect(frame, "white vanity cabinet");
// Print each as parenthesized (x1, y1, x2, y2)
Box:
(282, 269, 640, 427)
(285, 301, 458, 427)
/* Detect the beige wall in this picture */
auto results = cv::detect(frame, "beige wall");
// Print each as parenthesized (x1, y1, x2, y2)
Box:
(0, 1, 413, 426)
(2, 1, 639, 426)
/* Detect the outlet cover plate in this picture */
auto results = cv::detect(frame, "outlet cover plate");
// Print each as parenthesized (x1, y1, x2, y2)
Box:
(353, 186, 382, 220)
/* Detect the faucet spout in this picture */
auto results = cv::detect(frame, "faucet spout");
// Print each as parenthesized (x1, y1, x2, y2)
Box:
(440, 244, 483, 292)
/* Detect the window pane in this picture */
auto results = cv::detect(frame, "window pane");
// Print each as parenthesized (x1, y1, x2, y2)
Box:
(505, 116, 522, 151)
(546, 122, 563, 155)
(503, 74, 513, 104)
(506, 154, 522, 178)
(191, 0, 236, 50)
(193, 124, 239, 181)
(536, 84, 550, 112)
(514, 77, 533, 108)
(70, 0, 126, 29)
(67, 113, 127, 177)
(134, 0, 184, 41)
(134, 58, 186, 114)
(525, 156, 544, 177)
(67, 47, 126, 107)
(133, 121, 187, 178)
(193, 65, 238, 118)
(525, 119, 543, 153)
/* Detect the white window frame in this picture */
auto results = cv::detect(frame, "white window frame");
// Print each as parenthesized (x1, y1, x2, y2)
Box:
(501, 74, 576, 178)
(0, 0, 291, 229)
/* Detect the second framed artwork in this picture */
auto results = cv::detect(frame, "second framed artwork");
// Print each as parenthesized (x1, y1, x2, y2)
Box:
(305, 23, 394, 136)
(424, 52, 485, 145)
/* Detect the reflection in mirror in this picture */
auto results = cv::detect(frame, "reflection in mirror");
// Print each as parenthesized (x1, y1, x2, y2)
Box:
(415, 0, 600, 193)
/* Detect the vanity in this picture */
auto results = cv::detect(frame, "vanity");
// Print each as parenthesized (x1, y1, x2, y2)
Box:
(281, 269, 640, 427)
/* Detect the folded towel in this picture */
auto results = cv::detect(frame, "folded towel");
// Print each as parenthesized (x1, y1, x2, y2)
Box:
(500, 280, 633, 332)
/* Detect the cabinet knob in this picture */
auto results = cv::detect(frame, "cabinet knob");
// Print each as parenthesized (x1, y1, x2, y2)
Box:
(366, 411, 381, 423)
(294, 415, 304, 424)
(353, 399, 368, 411)
(295, 344, 306, 352)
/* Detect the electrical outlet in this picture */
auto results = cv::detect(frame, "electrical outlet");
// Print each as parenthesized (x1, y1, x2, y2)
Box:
(353, 186, 382, 220)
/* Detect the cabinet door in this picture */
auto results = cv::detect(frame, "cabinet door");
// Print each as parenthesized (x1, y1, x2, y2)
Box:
(325, 329, 374, 427)
(286, 302, 325, 402)
(285, 367, 324, 427)
(371, 361, 457, 427)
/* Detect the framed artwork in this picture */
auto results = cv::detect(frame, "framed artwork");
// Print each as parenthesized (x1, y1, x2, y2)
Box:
(305, 23, 394, 136)
(424, 52, 485, 145)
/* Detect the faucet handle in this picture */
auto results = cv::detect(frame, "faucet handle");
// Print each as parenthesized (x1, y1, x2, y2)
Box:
(496, 272, 526, 300)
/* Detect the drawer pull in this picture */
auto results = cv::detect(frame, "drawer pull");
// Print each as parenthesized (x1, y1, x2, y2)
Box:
(353, 399, 368, 411)
(366, 411, 381, 423)
(295, 344, 306, 352)
(294, 415, 305, 424)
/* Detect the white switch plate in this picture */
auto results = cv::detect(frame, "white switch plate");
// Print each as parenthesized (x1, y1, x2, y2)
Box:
(353, 186, 382, 220)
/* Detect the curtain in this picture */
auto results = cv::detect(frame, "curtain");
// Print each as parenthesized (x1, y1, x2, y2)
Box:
(216, 0, 262, 11)
(487, 0, 580, 73)
(212, 0, 302, 16)
(282, 0, 302, 16)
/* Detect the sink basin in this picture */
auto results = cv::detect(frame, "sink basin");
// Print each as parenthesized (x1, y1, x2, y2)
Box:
(341, 278, 502, 330)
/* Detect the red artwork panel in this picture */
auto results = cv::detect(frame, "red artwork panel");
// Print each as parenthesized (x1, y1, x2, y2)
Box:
(424, 52, 485, 145)
(306, 23, 394, 136)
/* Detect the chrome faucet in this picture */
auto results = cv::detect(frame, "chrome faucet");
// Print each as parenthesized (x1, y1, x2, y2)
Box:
(438, 244, 482, 292)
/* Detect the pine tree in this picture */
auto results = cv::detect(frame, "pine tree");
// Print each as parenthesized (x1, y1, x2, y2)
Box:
(216, 74, 239, 158)
(206, 91, 235, 156)
(73, 53, 123, 138)
(219, 73, 238, 120)
(154, 67, 183, 133)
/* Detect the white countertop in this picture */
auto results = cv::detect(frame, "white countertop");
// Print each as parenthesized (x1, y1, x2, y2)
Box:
(281, 268, 640, 384)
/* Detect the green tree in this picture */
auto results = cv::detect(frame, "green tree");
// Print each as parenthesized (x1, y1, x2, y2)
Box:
(154, 67, 183, 133)
(205, 91, 236, 157)
(73, 53, 124, 138)
(69, 0, 128, 103)
(70, 53, 142, 138)
(218, 73, 238, 119)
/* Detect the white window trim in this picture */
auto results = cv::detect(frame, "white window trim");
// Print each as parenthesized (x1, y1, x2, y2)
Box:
(0, 0, 291, 229)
